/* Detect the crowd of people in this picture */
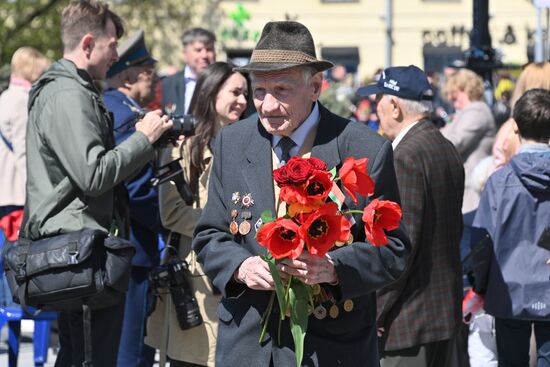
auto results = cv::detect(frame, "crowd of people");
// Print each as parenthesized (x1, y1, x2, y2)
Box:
(0, 1, 548, 367)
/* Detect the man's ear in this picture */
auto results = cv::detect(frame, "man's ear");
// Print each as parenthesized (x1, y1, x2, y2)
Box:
(389, 97, 400, 119)
(82, 34, 94, 58)
(311, 72, 323, 100)
(511, 118, 520, 135)
(181, 48, 188, 64)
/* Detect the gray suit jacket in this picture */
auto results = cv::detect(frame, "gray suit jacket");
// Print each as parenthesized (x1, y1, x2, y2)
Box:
(192, 104, 411, 366)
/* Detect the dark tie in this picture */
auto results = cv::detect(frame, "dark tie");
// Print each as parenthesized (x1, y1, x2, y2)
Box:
(278, 136, 296, 165)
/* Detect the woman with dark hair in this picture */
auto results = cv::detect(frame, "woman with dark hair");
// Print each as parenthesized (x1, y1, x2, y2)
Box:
(146, 61, 248, 367)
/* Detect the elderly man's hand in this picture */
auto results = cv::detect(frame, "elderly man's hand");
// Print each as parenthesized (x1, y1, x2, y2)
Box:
(234, 256, 276, 291)
(279, 251, 338, 285)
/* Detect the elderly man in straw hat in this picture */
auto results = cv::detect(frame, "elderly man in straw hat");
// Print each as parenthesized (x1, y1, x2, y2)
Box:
(192, 21, 410, 366)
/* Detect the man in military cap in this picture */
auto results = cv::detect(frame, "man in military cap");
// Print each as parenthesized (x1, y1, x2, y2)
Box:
(192, 21, 410, 366)
(104, 29, 162, 367)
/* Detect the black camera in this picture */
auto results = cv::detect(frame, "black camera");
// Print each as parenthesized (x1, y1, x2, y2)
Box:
(157, 114, 196, 146)
(171, 114, 196, 136)
(150, 257, 203, 330)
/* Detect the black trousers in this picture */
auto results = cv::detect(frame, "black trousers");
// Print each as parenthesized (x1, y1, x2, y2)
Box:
(495, 318, 550, 367)
(54, 300, 125, 367)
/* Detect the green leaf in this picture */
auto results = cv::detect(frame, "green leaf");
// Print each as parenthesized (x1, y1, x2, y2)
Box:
(329, 166, 337, 180)
(289, 281, 310, 367)
(260, 210, 275, 225)
(265, 259, 287, 321)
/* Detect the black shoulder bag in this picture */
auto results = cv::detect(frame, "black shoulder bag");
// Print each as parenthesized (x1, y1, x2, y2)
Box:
(2, 177, 135, 367)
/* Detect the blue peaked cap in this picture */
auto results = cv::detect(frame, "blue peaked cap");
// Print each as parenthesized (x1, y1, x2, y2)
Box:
(357, 65, 433, 101)
(107, 30, 157, 78)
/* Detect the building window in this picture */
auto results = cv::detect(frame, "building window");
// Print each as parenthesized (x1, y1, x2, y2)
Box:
(321, 47, 360, 73)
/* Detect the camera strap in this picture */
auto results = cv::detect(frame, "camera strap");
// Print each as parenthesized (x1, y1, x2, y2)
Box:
(158, 231, 180, 367)
(158, 293, 172, 367)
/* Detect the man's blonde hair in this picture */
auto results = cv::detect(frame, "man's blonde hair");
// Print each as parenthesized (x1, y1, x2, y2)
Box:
(10, 47, 50, 83)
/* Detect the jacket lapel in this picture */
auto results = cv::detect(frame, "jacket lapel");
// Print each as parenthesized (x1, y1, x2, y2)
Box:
(311, 104, 342, 171)
(242, 119, 276, 215)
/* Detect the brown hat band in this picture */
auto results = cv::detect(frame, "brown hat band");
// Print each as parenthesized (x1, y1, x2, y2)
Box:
(250, 49, 318, 64)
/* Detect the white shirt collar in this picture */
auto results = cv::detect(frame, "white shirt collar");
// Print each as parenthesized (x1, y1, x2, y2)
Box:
(184, 65, 197, 81)
(272, 102, 320, 151)
(392, 120, 420, 150)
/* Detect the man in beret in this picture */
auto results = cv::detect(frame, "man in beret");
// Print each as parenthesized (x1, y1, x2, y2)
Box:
(359, 66, 464, 367)
(104, 30, 162, 367)
(192, 21, 410, 366)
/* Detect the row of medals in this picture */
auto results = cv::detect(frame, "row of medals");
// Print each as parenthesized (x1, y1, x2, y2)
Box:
(310, 283, 355, 320)
(230, 209, 251, 236)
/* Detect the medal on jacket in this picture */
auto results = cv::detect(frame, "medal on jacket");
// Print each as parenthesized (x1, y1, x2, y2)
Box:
(239, 211, 252, 236)
(229, 210, 239, 235)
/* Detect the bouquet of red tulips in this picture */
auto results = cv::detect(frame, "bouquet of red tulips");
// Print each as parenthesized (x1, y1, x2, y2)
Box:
(255, 156, 402, 366)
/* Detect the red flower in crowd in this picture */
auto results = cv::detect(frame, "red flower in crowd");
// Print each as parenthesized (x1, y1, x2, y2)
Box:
(339, 157, 374, 203)
(273, 157, 329, 186)
(256, 218, 305, 260)
(299, 202, 350, 257)
(280, 170, 333, 207)
(362, 199, 402, 246)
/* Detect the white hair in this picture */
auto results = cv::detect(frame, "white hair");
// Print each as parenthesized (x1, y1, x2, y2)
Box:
(395, 96, 433, 117)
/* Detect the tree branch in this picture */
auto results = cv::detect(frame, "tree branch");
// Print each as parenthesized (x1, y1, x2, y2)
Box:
(5, 0, 62, 41)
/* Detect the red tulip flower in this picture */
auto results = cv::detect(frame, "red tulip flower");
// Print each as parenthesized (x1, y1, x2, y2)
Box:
(338, 157, 374, 203)
(256, 218, 305, 260)
(299, 202, 351, 257)
(362, 199, 402, 246)
(280, 170, 332, 207)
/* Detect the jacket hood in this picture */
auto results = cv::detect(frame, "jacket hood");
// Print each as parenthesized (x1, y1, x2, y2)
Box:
(28, 59, 95, 111)
(510, 151, 550, 194)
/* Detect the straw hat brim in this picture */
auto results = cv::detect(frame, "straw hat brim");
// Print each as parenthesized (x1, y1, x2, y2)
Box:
(235, 60, 334, 73)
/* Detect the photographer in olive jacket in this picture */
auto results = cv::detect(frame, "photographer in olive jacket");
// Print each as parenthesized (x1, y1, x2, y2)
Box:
(24, 1, 173, 366)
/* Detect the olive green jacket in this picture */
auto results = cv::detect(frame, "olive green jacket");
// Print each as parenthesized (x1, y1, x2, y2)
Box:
(24, 59, 154, 240)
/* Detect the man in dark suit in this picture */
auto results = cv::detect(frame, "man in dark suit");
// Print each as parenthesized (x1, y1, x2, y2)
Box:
(160, 28, 216, 115)
(104, 30, 163, 367)
(192, 21, 410, 366)
(360, 65, 465, 367)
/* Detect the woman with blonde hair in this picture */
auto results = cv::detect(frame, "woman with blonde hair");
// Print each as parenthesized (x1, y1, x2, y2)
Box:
(0, 46, 49, 316)
(441, 68, 496, 212)
(0, 46, 50, 218)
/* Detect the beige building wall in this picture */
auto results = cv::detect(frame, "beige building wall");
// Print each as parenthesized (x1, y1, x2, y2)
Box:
(213, 0, 539, 81)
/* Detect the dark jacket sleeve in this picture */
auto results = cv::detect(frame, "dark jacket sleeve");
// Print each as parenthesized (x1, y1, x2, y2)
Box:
(329, 140, 411, 300)
(376, 150, 423, 325)
(192, 129, 253, 298)
(471, 179, 498, 295)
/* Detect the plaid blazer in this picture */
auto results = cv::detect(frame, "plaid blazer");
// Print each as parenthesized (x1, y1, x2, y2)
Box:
(377, 119, 465, 351)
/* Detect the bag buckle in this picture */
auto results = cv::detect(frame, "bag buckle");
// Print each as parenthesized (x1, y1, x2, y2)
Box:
(68, 251, 79, 265)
